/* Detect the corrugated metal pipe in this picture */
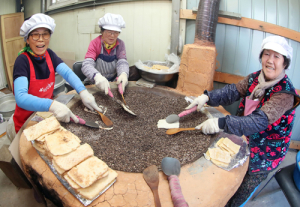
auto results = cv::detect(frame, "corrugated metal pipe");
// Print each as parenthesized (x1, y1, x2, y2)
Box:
(194, 0, 221, 46)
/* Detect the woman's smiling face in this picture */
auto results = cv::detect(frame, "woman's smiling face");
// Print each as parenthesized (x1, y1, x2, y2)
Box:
(26, 28, 50, 55)
(261, 49, 286, 80)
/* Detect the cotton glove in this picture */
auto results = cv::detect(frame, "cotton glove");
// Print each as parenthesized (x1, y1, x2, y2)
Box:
(186, 94, 209, 111)
(116, 72, 128, 93)
(80, 89, 103, 112)
(196, 118, 219, 135)
(49, 101, 79, 123)
(94, 73, 110, 95)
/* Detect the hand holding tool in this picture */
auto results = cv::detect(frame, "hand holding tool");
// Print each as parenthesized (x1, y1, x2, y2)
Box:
(70, 115, 99, 128)
(165, 106, 197, 123)
(108, 89, 136, 116)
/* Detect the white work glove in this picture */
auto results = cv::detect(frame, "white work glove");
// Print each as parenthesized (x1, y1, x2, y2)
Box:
(186, 94, 209, 111)
(49, 101, 79, 123)
(80, 89, 103, 112)
(116, 72, 128, 93)
(196, 118, 220, 134)
(94, 73, 110, 95)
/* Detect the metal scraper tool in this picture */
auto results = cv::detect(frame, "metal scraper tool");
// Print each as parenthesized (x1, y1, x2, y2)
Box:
(70, 115, 99, 128)
(108, 89, 136, 116)
(165, 105, 197, 123)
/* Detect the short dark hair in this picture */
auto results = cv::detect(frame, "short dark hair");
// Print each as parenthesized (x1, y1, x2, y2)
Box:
(259, 49, 290, 69)
(100, 27, 105, 34)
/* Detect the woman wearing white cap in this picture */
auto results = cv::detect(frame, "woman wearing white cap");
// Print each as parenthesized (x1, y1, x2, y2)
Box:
(81, 13, 130, 95)
(8, 13, 102, 138)
(185, 35, 300, 206)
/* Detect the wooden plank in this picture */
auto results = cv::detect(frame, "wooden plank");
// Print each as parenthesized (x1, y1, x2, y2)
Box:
(213, 71, 300, 95)
(0, 13, 24, 90)
(290, 140, 300, 150)
(5, 36, 23, 43)
(213, 71, 244, 84)
(180, 9, 300, 43)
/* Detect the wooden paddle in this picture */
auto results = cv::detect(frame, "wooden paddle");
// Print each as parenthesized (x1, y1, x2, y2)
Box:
(166, 127, 201, 135)
(96, 110, 113, 127)
(143, 165, 161, 207)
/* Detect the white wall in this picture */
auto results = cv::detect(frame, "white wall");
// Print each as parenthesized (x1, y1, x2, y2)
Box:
(0, 0, 16, 89)
(48, 1, 172, 66)
(23, 0, 41, 19)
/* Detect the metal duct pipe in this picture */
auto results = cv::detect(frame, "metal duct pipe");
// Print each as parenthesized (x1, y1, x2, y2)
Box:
(170, 0, 180, 55)
(41, 0, 46, 13)
(194, 0, 221, 45)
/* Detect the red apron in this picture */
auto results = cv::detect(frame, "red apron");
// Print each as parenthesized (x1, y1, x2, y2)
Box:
(13, 51, 55, 133)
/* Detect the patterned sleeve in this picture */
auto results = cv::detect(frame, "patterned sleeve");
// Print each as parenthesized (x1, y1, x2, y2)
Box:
(82, 37, 101, 81)
(260, 92, 294, 124)
(236, 75, 251, 97)
(219, 91, 294, 136)
(116, 39, 129, 76)
(81, 58, 98, 82)
(204, 84, 241, 106)
(221, 110, 269, 136)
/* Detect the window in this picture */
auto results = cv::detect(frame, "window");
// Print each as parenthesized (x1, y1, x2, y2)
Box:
(47, 0, 93, 11)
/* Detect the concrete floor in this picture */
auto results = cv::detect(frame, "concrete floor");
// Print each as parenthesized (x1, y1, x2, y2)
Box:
(0, 128, 298, 207)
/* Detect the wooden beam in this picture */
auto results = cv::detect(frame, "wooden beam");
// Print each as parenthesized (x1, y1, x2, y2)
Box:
(213, 71, 300, 95)
(180, 9, 300, 43)
(213, 71, 244, 84)
(290, 140, 300, 150)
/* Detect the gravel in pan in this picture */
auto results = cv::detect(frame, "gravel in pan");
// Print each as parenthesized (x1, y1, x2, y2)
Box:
(62, 87, 216, 173)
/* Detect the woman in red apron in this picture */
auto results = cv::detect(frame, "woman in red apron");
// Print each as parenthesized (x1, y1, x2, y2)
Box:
(185, 35, 300, 207)
(7, 13, 102, 140)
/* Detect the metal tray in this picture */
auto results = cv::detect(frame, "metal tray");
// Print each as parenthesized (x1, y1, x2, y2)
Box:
(0, 94, 16, 118)
(32, 141, 116, 206)
(205, 132, 250, 171)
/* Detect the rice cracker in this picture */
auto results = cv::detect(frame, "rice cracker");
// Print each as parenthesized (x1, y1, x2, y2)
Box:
(67, 156, 108, 188)
(24, 117, 60, 141)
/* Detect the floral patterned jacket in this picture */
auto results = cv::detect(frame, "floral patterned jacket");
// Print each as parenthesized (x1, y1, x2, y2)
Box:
(237, 70, 299, 174)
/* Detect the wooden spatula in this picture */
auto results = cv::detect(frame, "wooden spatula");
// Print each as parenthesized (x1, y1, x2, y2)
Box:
(96, 110, 113, 127)
(166, 127, 201, 135)
(143, 165, 161, 207)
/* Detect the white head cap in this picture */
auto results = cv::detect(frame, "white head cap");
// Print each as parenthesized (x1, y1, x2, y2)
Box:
(98, 13, 125, 32)
(20, 13, 56, 41)
(260, 35, 293, 69)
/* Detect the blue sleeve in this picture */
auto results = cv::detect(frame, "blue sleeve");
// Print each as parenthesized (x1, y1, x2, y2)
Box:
(56, 63, 86, 94)
(204, 84, 241, 106)
(14, 77, 53, 111)
(219, 110, 269, 136)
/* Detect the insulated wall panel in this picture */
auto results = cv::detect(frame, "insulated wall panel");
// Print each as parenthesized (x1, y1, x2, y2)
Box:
(186, 0, 300, 140)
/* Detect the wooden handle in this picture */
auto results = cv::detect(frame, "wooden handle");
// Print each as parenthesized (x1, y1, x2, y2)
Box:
(168, 175, 188, 207)
(121, 94, 127, 105)
(166, 128, 197, 135)
(152, 188, 162, 207)
(96, 110, 113, 127)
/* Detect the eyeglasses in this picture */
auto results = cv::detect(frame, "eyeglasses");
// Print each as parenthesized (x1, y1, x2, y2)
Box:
(30, 32, 51, 41)
(106, 30, 120, 36)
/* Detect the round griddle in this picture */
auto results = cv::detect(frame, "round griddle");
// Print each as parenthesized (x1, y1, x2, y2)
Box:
(62, 84, 216, 173)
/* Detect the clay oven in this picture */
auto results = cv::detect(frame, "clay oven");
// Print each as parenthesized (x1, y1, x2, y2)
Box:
(176, 0, 221, 96)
